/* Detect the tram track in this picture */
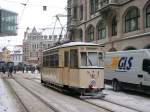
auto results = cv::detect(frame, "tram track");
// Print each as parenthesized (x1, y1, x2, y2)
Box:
(24, 76, 142, 112)
(3, 78, 30, 112)
(12, 78, 61, 112)
(101, 98, 143, 112)
(82, 98, 143, 112)
(14, 74, 145, 112)
(25, 75, 144, 112)
(25, 77, 143, 112)
(13, 75, 113, 112)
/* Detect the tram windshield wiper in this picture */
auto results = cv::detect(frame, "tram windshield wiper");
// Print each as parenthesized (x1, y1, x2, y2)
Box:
(88, 57, 93, 66)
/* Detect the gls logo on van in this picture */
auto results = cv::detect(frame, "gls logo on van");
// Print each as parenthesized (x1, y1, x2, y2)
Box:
(118, 57, 133, 70)
(110, 57, 133, 71)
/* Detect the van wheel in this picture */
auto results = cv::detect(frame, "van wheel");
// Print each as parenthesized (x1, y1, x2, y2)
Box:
(113, 80, 120, 92)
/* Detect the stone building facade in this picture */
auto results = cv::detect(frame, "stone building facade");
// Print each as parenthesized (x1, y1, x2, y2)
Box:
(67, 0, 150, 51)
(10, 45, 23, 66)
(1, 47, 11, 62)
(23, 27, 66, 65)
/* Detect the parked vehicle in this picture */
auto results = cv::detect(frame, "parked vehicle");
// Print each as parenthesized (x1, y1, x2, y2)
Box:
(41, 42, 105, 97)
(104, 49, 150, 93)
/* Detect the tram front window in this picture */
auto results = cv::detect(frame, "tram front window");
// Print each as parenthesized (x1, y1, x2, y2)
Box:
(80, 52, 98, 67)
(88, 52, 97, 66)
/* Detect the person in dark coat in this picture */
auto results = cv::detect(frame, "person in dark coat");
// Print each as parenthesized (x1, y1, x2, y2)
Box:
(14, 66, 16, 74)
(31, 66, 35, 74)
(22, 67, 25, 73)
(2, 66, 6, 74)
(8, 66, 13, 77)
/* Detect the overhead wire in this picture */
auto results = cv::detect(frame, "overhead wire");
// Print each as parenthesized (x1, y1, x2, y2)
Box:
(19, 0, 30, 25)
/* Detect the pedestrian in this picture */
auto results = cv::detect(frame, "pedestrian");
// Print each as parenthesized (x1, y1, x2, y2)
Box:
(22, 67, 25, 73)
(14, 66, 16, 74)
(2, 66, 6, 74)
(36, 66, 40, 73)
(31, 66, 35, 74)
(8, 66, 13, 77)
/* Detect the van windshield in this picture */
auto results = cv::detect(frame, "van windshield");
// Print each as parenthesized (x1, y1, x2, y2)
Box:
(80, 52, 103, 67)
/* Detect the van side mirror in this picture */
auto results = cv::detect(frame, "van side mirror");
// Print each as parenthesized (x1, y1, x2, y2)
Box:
(143, 59, 150, 74)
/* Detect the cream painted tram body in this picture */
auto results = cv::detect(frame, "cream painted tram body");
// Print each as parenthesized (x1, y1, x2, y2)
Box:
(41, 42, 104, 95)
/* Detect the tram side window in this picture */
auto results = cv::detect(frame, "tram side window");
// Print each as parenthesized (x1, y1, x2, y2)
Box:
(64, 51, 69, 67)
(50, 55, 54, 66)
(46, 56, 49, 66)
(70, 49, 78, 68)
(81, 52, 87, 66)
(49, 54, 59, 67)
(43, 57, 46, 67)
(54, 54, 59, 67)
(43, 56, 48, 67)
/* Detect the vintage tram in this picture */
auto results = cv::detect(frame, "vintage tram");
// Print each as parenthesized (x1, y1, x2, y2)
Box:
(41, 42, 104, 96)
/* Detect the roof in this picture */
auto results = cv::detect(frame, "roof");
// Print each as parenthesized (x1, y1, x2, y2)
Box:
(107, 49, 150, 54)
(0, 8, 18, 15)
(43, 42, 98, 52)
(60, 42, 98, 48)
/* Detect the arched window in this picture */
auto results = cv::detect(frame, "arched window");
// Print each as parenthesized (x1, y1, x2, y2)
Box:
(87, 25, 94, 42)
(146, 4, 150, 27)
(97, 20, 106, 40)
(112, 16, 117, 36)
(125, 7, 139, 32)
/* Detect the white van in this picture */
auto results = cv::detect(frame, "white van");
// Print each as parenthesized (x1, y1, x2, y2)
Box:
(104, 49, 150, 93)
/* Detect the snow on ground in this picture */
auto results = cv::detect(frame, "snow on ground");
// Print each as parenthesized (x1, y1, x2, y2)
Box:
(103, 85, 150, 112)
(21, 72, 150, 112)
(0, 74, 25, 112)
(24, 72, 150, 112)
(18, 70, 41, 83)
(1, 72, 150, 112)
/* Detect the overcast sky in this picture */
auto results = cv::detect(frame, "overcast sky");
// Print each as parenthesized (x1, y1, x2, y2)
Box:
(0, 0, 67, 49)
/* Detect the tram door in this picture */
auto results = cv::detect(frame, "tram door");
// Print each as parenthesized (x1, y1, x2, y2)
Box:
(63, 51, 70, 85)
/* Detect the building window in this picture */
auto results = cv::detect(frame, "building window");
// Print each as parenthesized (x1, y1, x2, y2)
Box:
(125, 7, 139, 32)
(79, 5, 83, 20)
(49, 35, 52, 40)
(53, 35, 57, 41)
(146, 4, 150, 27)
(90, 0, 99, 14)
(97, 20, 106, 40)
(73, 6, 77, 19)
(87, 25, 94, 42)
(79, 29, 83, 41)
(100, 0, 109, 7)
(112, 16, 117, 36)
(44, 35, 47, 39)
